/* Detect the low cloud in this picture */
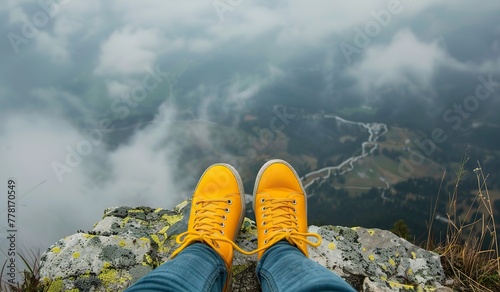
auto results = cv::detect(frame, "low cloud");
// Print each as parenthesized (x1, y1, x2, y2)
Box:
(0, 102, 189, 264)
(0, 112, 92, 254)
(348, 29, 447, 93)
(95, 27, 167, 75)
(90, 103, 188, 209)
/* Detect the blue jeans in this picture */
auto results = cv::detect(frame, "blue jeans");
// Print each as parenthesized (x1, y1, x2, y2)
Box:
(125, 242, 356, 292)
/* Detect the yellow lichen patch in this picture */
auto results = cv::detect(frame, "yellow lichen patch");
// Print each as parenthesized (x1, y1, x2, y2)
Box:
(351, 226, 360, 231)
(241, 218, 258, 235)
(121, 217, 131, 226)
(328, 242, 336, 250)
(388, 258, 396, 266)
(144, 254, 154, 266)
(51, 246, 61, 254)
(66, 289, 79, 292)
(411, 251, 417, 259)
(161, 214, 182, 226)
(407, 268, 414, 275)
(47, 277, 63, 292)
(380, 276, 387, 281)
(98, 268, 118, 285)
(175, 200, 189, 211)
(158, 225, 169, 235)
(119, 272, 132, 285)
(388, 281, 416, 290)
(368, 254, 375, 261)
(396, 252, 400, 257)
(367, 229, 375, 236)
(100, 269, 133, 287)
(119, 240, 127, 247)
(362, 247, 367, 252)
(97, 268, 132, 288)
(151, 234, 168, 253)
(139, 237, 150, 247)
(128, 209, 144, 213)
(232, 264, 249, 276)
(381, 264, 387, 271)
(79, 273, 90, 279)
(103, 262, 112, 269)
(164, 238, 177, 251)
(41, 277, 53, 290)
(154, 208, 163, 213)
(243, 217, 255, 224)
(72, 252, 81, 259)
(83, 233, 96, 239)
(139, 237, 150, 248)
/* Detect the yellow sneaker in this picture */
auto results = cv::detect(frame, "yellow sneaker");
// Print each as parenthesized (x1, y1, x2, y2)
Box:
(253, 159, 321, 259)
(170, 164, 246, 291)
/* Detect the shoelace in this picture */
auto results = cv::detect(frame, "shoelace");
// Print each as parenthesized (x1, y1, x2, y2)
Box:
(170, 198, 250, 258)
(170, 197, 322, 258)
(249, 197, 321, 255)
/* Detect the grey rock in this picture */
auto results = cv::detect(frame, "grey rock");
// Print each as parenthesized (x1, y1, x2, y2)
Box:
(309, 226, 446, 291)
(40, 200, 449, 291)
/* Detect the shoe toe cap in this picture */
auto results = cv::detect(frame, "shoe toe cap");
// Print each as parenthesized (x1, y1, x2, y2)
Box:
(197, 165, 242, 197)
(257, 163, 303, 193)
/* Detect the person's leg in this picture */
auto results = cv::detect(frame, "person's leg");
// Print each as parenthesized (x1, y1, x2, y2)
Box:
(252, 160, 356, 292)
(127, 163, 246, 292)
(256, 241, 356, 292)
(125, 243, 226, 292)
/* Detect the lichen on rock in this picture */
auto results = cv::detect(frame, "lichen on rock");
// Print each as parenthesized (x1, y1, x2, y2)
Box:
(309, 225, 448, 291)
(39, 200, 451, 291)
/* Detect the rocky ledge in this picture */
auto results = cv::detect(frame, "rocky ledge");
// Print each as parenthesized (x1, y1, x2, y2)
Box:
(39, 201, 451, 291)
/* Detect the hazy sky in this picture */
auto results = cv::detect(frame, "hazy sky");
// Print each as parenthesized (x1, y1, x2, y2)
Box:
(0, 0, 499, 262)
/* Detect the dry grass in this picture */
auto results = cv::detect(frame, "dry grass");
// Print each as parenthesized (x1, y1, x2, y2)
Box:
(427, 157, 500, 291)
(0, 250, 48, 292)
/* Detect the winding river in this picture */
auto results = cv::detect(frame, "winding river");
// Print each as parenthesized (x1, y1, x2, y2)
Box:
(300, 115, 390, 199)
